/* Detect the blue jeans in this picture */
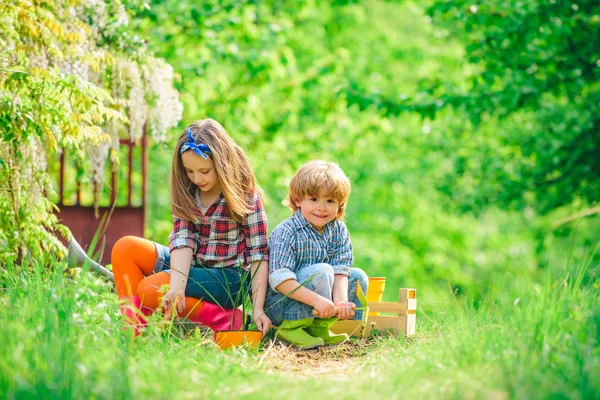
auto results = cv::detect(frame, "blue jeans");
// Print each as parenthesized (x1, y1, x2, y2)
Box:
(264, 263, 369, 324)
(153, 243, 248, 308)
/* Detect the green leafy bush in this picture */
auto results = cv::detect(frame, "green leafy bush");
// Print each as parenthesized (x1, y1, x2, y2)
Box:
(0, 0, 182, 266)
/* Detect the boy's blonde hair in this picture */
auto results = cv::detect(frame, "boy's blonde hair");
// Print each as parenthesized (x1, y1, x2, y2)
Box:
(284, 160, 351, 220)
(171, 118, 263, 222)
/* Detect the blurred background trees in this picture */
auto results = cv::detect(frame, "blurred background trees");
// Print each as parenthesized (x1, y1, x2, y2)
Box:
(425, 0, 600, 213)
(2, 0, 598, 301)
(131, 0, 599, 300)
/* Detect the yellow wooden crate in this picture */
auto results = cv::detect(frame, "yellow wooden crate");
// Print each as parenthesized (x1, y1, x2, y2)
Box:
(330, 288, 416, 337)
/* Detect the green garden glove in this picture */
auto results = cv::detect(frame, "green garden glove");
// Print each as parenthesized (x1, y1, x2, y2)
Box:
(305, 317, 349, 345)
(275, 318, 324, 350)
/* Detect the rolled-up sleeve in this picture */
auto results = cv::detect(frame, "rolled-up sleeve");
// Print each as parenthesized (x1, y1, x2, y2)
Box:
(242, 195, 269, 264)
(329, 221, 353, 276)
(268, 226, 297, 292)
(169, 215, 198, 253)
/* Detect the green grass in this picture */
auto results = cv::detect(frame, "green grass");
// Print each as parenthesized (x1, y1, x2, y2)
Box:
(0, 256, 598, 399)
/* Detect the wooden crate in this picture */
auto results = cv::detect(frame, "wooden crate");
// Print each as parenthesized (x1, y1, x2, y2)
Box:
(330, 288, 417, 337)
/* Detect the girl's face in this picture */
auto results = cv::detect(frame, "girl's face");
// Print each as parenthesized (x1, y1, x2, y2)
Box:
(181, 150, 221, 198)
(295, 191, 340, 233)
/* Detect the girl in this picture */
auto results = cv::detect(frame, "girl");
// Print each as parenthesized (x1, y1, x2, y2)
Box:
(112, 118, 272, 337)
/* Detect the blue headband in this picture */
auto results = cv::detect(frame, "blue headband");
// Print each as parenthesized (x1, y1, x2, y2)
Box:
(180, 128, 212, 159)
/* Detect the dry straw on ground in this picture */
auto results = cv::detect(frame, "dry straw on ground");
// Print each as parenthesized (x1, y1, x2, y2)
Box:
(258, 338, 373, 376)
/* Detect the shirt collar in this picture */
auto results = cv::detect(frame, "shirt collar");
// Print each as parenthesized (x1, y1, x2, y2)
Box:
(193, 188, 225, 215)
(193, 187, 224, 204)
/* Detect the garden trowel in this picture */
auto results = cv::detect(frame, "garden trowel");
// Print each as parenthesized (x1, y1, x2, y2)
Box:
(355, 280, 369, 315)
(355, 280, 369, 337)
(311, 280, 369, 317)
(67, 237, 115, 282)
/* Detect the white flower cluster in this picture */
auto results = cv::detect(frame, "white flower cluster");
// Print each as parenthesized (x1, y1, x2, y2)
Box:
(28, 53, 49, 70)
(80, 0, 109, 33)
(113, 3, 128, 29)
(0, 37, 14, 68)
(62, 55, 90, 82)
(3, 0, 183, 211)
(143, 59, 184, 143)
(14, 136, 48, 208)
(89, 139, 110, 193)
(74, 2, 181, 190)
(70, 2, 182, 147)
(111, 60, 147, 142)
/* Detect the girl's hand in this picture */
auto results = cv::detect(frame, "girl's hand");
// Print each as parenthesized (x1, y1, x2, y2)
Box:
(161, 288, 185, 314)
(313, 297, 337, 318)
(334, 300, 356, 320)
(252, 309, 272, 337)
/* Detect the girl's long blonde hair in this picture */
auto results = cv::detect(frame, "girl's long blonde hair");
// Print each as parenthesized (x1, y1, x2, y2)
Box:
(171, 119, 263, 222)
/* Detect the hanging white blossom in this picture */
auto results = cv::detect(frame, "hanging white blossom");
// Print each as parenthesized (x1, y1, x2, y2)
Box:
(0, 38, 14, 68)
(79, 0, 109, 33)
(143, 59, 184, 143)
(89, 139, 110, 192)
(28, 53, 49, 70)
(20, 136, 48, 207)
(126, 62, 147, 143)
(111, 60, 147, 143)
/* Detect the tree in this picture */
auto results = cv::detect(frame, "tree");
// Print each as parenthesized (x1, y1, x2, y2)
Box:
(423, 0, 600, 212)
(0, 0, 182, 266)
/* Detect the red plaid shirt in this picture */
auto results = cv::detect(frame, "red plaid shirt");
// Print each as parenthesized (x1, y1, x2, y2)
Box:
(169, 192, 269, 268)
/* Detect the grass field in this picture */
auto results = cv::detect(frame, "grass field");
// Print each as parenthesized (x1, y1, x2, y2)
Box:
(1, 253, 598, 400)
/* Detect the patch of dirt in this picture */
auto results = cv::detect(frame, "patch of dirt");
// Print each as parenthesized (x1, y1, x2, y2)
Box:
(258, 338, 373, 376)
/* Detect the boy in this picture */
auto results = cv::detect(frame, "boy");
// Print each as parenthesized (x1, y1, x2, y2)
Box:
(264, 160, 368, 349)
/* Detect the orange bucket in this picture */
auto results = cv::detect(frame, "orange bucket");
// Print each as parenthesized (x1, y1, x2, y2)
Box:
(213, 330, 262, 350)
(366, 277, 386, 316)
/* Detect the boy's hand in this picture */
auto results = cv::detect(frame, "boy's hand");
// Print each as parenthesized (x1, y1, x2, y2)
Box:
(334, 300, 356, 320)
(313, 297, 337, 318)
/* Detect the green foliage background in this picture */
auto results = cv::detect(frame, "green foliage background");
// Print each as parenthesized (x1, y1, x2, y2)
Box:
(135, 0, 599, 302)
(1, 1, 599, 399)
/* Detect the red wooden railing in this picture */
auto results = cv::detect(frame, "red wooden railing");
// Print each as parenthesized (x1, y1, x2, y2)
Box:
(56, 127, 148, 265)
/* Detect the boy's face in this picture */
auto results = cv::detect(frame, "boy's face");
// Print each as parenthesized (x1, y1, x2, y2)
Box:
(296, 191, 340, 233)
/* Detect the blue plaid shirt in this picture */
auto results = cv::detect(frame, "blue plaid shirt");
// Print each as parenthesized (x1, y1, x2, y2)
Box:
(268, 211, 354, 292)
